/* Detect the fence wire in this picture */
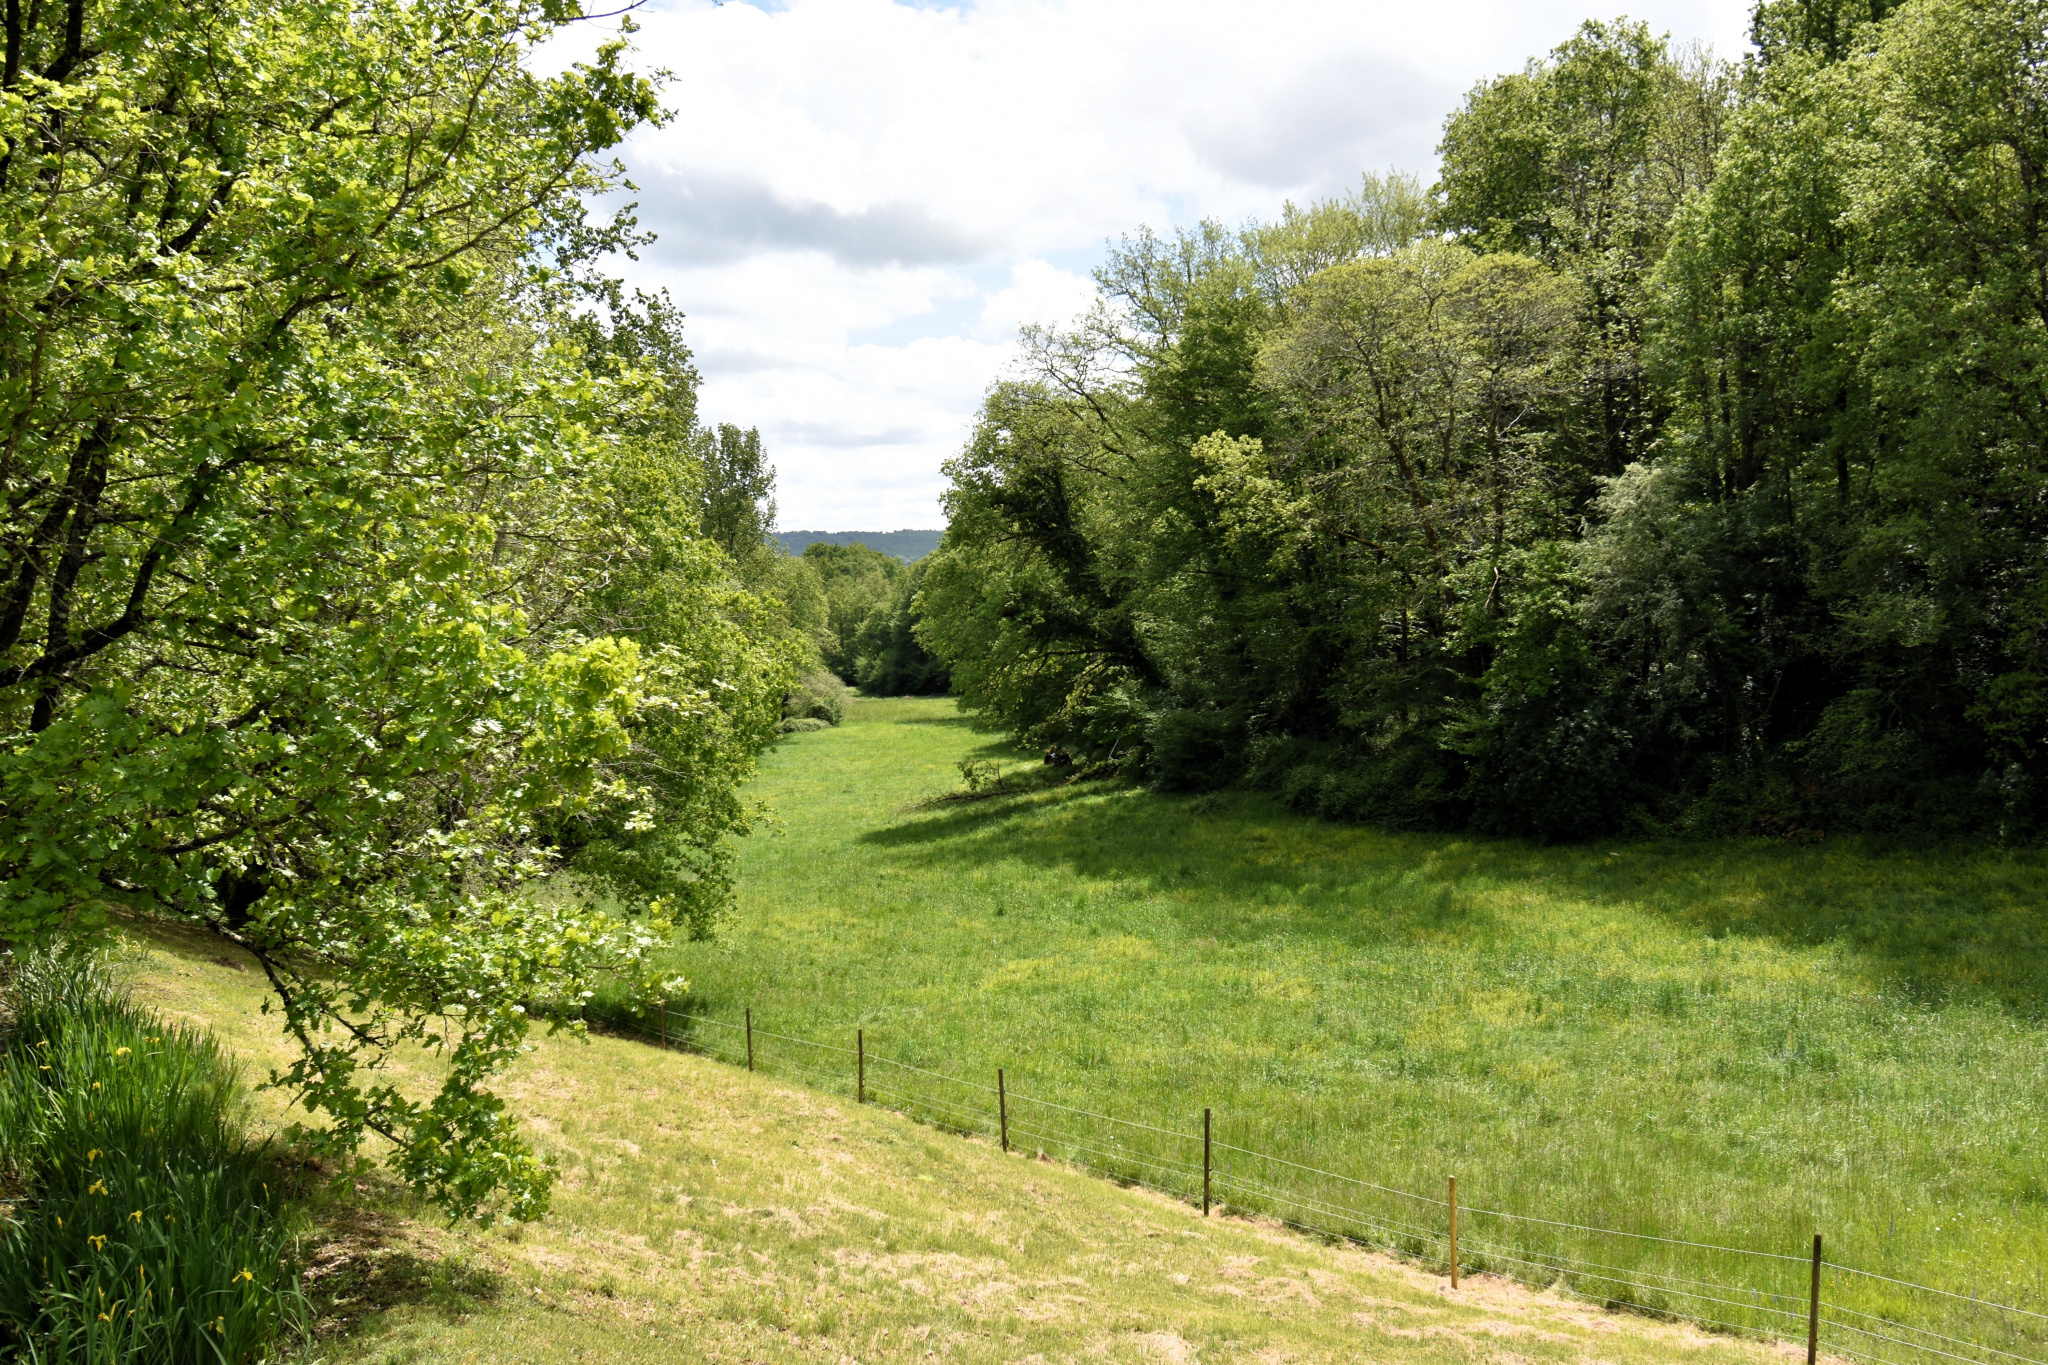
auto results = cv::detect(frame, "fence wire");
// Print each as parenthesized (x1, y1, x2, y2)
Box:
(599, 1004, 2045, 1365)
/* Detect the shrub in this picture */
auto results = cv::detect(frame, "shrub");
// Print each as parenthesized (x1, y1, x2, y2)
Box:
(783, 671, 851, 726)
(1256, 738, 1463, 831)
(1145, 709, 1245, 793)
(0, 947, 305, 1363)
(957, 758, 1005, 793)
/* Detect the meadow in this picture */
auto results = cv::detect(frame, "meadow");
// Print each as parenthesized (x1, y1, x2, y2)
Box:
(652, 695, 2048, 1343)
(108, 930, 1795, 1365)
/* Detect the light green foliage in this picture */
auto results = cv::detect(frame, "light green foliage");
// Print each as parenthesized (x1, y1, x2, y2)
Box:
(1245, 170, 1431, 299)
(920, 198, 1428, 757)
(781, 670, 850, 729)
(547, 304, 807, 940)
(0, 0, 797, 1221)
(672, 699, 2048, 1320)
(924, 231, 1587, 815)
(695, 424, 777, 567)
(747, 552, 832, 662)
(1437, 20, 1732, 475)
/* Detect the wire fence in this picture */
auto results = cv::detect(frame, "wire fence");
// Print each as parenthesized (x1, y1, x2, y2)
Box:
(599, 1001, 2041, 1365)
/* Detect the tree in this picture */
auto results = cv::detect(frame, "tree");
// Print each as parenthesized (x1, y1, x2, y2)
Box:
(802, 541, 902, 678)
(1437, 20, 1733, 479)
(1630, 0, 2048, 831)
(856, 561, 950, 696)
(0, 0, 796, 1221)
(698, 424, 777, 565)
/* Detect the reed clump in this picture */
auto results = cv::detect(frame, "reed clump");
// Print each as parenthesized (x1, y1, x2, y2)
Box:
(0, 945, 305, 1363)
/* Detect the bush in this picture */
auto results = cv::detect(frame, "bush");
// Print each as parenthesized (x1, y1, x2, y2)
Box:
(1253, 737, 1463, 830)
(1144, 708, 1245, 793)
(1459, 688, 1634, 841)
(783, 671, 851, 726)
(0, 947, 305, 1363)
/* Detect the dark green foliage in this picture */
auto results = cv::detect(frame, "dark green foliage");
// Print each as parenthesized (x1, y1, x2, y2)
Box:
(802, 542, 904, 678)
(921, 0, 2047, 840)
(1145, 709, 1245, 793)
(852, 562, 950, 696)
(0, 948, 305, 1363)
(774, 530, 943, 563)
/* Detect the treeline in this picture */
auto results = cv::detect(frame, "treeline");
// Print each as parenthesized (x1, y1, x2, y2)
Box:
(920, 0, 2047, 839)
(691, 428, 949, 703)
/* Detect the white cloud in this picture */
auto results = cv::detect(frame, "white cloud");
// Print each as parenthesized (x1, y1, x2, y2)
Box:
(979, 259, 1098, 339)
(554, 0, 1753, 529)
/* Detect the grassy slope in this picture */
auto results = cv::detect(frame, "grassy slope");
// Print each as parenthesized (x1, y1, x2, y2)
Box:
(659, 696, 2048, 1310)
(121, 931, 1790, 1365)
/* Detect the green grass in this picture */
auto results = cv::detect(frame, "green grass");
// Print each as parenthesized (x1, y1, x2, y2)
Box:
(118, 929, 1807, 1365)
(652, 695, 2048, 1350)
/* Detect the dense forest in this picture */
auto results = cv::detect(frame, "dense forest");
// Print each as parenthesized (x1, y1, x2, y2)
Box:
(920, 0, 2048, 840)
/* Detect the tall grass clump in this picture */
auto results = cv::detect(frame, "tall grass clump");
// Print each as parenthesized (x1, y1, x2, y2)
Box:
(0, 946, 305, 1363)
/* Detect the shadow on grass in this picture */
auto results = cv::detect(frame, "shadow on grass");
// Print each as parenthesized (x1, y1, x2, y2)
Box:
(301, 1195, 504, 1343)
(861, 782, 2048, 1015)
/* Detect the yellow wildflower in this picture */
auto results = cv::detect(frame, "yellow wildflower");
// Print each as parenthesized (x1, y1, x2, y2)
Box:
(87, 1235, 106, 1251)
(233, 1268, 254, 1283)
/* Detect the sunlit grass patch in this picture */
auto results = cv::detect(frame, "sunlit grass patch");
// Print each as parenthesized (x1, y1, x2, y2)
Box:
(660, 695, 2048, 1318)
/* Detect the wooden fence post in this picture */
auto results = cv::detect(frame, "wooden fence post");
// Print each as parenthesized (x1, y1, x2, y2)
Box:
(745, 1008, 754, 1071)
(1449, 1177, 1459, 1289)
(998, 1068, 1009, 1153)
(1203, 1108, 1212, 1217)
(1808, 1234, 1822, 1365)
(659, 1001, 667, 1048)
(857, 1028, 865, 1104)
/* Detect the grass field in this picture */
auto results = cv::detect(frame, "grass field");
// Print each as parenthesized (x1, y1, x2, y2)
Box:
(652, 695, 2048, 1338)
(117, 930, 1798, 1365)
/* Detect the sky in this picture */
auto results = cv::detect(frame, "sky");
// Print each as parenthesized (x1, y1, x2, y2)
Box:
(558, 0, 1755, 531)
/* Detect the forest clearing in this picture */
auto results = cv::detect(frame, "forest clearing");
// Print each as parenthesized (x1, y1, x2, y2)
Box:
(75, 694, 2048, 1361)
(5, 0, 2044, 1358)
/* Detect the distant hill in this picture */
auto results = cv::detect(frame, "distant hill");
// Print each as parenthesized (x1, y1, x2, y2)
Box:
(775, 529, 943, 563)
